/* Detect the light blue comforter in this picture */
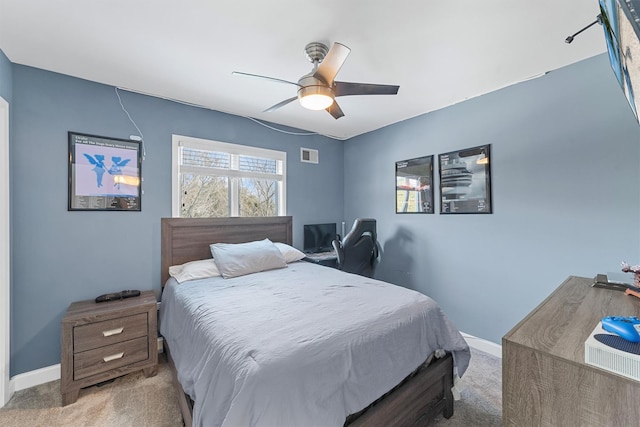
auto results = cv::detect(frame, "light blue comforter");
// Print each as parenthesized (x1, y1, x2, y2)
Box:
(160, 261, 470, 427)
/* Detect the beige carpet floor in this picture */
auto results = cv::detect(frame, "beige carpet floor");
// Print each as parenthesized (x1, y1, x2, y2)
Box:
(0, 348, 501, 426)
(431, 348, 502, 426)
(0, 354, 182, 427)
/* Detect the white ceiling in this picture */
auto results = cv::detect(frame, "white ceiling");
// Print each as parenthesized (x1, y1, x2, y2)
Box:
(0, 1, 606, 140)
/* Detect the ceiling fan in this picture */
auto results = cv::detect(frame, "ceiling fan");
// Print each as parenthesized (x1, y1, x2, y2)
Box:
(232, 42, 400, 119)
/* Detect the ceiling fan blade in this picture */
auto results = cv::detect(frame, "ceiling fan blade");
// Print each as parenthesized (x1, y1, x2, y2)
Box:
(232, 71, 300, 87)
(327, 101, 345, 120)
(314, 43, 351, 85)
(264, 96, 298, 112)
(334, 81, 400, 97)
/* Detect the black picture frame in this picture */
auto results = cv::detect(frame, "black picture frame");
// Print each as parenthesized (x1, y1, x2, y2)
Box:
(68, 131, 142, 211)
(438, 144, 491, 214)
(395, 155, 434, 214)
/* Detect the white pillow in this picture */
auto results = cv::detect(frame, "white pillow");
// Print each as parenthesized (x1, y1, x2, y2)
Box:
(168, 259, 220, 284)
(210, 238, 287, 279)
(274, 242, 306, 263)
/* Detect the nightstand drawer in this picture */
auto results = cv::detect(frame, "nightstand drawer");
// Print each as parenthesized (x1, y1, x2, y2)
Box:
(73, 313, 148, 353)
(74, 336, 149, 380)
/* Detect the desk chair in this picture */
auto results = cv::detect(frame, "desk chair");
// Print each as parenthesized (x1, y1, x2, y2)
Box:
(332, 218, 379, 277)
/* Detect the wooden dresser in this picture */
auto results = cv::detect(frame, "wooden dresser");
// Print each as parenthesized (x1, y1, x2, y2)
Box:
(502, 276, 640, 426)
(61, 291, 158, 405)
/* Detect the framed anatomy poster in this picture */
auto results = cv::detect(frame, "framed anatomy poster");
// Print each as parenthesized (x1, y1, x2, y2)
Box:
(68, 131, 142, 211)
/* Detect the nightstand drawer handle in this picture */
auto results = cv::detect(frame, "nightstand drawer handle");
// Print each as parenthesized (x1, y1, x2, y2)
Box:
(102, 327, 124, 337)
(103, 352, 124, 362)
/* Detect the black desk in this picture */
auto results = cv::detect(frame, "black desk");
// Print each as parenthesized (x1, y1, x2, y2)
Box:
(303, 251, 338, 268)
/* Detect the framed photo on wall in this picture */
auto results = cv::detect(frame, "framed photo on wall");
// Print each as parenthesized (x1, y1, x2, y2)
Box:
(395, 155, 434, 214)
(68, 132, 142, 211)
(438, 144, 491, 214)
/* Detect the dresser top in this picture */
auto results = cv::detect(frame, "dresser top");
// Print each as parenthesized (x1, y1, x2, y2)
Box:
(503, 275, 640, 365)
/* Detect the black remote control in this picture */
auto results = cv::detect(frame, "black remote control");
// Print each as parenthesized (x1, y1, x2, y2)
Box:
(120, 290, 141, 298)
(95, 290, 141, 303)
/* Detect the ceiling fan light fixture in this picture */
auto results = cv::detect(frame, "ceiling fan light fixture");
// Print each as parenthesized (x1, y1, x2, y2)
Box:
(235, 42, 398, 119)
(298, 85, 334, 110)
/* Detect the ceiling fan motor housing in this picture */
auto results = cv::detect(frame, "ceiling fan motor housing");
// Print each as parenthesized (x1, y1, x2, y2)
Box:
(297, 74, 334, 110)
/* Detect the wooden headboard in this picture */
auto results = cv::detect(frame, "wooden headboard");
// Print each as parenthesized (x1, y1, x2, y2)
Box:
(161, 216, 293, 287)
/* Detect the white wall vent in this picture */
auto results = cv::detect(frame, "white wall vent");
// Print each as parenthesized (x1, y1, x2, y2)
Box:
(300, 147, 319, 164)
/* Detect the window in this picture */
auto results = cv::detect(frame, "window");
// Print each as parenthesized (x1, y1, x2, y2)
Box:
(172, 135, 286, 217)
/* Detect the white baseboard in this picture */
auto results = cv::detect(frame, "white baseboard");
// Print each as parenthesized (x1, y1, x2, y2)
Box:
(9, 337, 166, 392)
(461, 332, 502, 358)
(10, 364, 60, 392)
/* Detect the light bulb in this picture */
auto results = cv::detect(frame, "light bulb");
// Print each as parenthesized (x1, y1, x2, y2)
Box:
(298, 85, 334, 110)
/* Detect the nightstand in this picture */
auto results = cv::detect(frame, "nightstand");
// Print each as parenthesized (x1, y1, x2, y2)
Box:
(61, 291, 158, 406)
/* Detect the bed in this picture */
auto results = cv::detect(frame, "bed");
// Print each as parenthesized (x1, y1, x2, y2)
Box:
(159, 216, 470, 427)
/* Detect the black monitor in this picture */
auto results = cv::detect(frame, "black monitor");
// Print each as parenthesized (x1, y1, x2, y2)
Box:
(303, 223, 337, 253)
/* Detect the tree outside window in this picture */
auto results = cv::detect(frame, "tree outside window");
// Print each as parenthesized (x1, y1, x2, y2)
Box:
(172, 136, 286, 218)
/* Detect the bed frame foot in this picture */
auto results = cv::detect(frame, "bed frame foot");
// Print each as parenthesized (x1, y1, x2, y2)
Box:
(443, 397, 454, 419)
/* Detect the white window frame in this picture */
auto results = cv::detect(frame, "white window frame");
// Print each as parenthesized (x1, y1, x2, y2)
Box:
(171, 134, 286, 217)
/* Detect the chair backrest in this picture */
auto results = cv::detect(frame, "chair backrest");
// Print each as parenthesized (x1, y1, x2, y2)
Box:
(332, 218, 379, 277)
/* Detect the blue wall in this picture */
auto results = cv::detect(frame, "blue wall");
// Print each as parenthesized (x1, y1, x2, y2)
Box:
(7, 51, 640, 374)
(10, 65, 343, 375)
(0, 49, 12, 102)
(343, 54, 640, 344)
